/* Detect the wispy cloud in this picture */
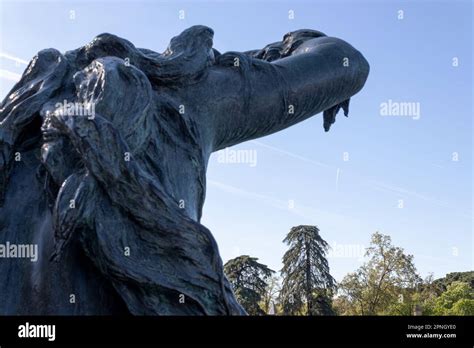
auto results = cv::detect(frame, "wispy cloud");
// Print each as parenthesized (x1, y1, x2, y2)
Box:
(0, 52, 26, 83)
(0, 69, 21, 82)
(369, 180, 472, 218)
(250, 140, 333, 169)
(208, 179, 288, 210)
(207, 179, 354, 223)
(0, 52, 28, 65)
(249, 140, 472, 219)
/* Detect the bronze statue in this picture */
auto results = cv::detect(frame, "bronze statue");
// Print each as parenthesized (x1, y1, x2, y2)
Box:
(0, 26, 369, 315)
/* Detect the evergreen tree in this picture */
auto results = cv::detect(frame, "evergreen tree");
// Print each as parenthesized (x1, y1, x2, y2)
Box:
(224, 255, 274, 315)
(280, 225, 336, 315)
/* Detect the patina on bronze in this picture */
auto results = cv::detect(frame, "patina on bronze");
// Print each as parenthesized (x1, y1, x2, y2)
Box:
(0, 26, 369, 315)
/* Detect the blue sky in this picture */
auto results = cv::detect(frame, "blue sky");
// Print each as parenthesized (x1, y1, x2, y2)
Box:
(0, 0, 472, 281)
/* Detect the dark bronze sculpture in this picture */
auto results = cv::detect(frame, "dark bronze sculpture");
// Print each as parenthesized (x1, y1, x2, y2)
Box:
(0, 26, 369, 315)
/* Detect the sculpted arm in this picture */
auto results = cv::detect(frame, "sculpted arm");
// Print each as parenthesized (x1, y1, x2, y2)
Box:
(198, 35, 369, 151)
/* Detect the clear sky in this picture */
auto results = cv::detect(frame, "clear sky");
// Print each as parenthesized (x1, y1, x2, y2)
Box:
(0, 0, 472, 282)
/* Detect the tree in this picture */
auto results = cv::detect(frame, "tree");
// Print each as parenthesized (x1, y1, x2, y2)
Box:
(279, 225, 336, 315)
(449, 298, 474, 315)
(410, 273, 441, 315)
(337, 232, 421, 315)
(260, 275, 281, 314)
(432, 272, 474, 293)
(332, 296, 354, 316)
(224, 255, 274, 315)
(383, 274, 440, 316)
(433, 281, 474, 315)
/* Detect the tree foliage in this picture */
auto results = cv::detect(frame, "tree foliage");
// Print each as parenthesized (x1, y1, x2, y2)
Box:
(224, 255, 274, 315)
(432, 272, 474, 293)
(260, 275, 281, 314)
(279, 225, 336, 315)
(336, 232, 421, 315)
(224, 233, 473, 317)
(432, 281, 474, 315)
